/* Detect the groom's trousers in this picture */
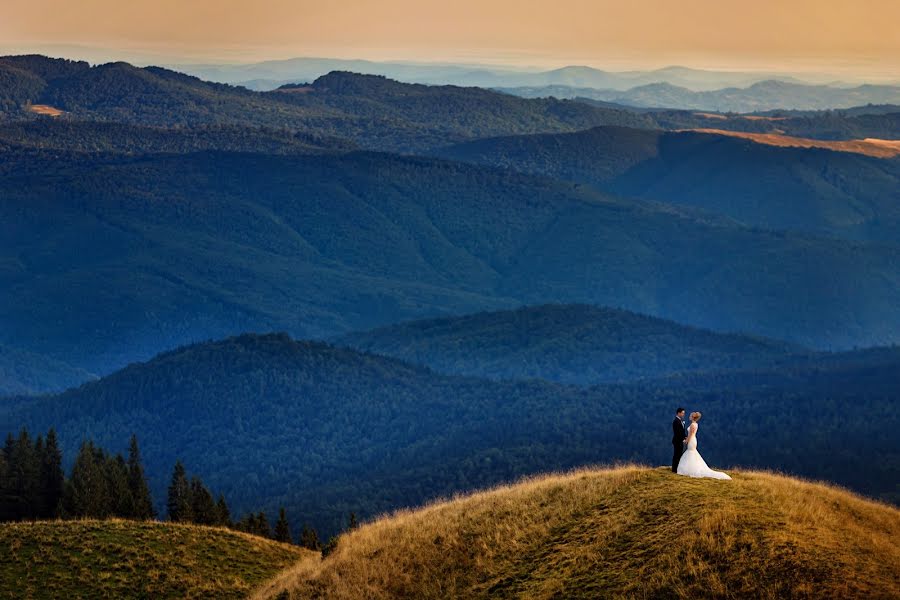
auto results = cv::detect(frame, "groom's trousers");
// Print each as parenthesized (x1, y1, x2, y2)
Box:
(672, 442, 684, 473)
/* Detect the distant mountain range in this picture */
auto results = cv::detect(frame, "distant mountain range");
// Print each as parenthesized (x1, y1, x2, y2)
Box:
(171, 58, 885, 93)
(502, 80, 900, 112)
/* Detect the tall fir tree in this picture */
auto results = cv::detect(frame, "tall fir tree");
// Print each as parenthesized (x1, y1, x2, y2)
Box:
(256, 511, 272, 538)
(126, 435, 155, 519)
(107, 454, 134, 518)
(40, 429, 65, 519)
(298, 524, 321, 551)
(274, 507, 292, 543)
(215, 493, 231, 527)
(166, 461, 192, 522)
(66, 441, 110, 518)
(189, 477, 217, 525)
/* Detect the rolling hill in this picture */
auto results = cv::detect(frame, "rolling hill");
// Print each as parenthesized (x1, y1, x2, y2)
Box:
(0, 56, 657, 153)
(4, 148, 900, 377)
(503, 79, 900, 112)
(2, 333, 898, 538)
(273, 466, 900, 599)
(0, 519, 312, 599)
(436, 126, 900, 242)
(335, 304, 802, 384)
(0, 344, 94, 396)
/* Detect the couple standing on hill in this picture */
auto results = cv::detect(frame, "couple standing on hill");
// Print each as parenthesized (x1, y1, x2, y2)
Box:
(671, 407, 731, 479)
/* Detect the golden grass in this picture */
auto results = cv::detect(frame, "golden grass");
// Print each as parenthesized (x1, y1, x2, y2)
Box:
(693, 113, 786, 122)
(28, 105, 64, 117)
(269, 466, 900, 599)
(0, 518, 314, 599)
(684, 128, 900, 158)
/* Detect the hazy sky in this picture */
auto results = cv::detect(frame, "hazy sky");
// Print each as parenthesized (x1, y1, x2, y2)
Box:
(3, 0, 898, 76)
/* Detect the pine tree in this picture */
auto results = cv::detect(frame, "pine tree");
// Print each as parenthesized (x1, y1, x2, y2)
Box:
(0, 433, 18, 521)
(215, 493, 231, 527)
(126, 435, 155, 520)
(189, 477, 217, 525)
(40, 429, 65, 519)
(348, 512, 359, 530)
(66, 441, 110, 518)
(274, 507, 292, 543)
(166, 461, 192, 522)
(298, 524, 321, 551)
(256, 511, 272, 538)
(107, 454, 134, 518)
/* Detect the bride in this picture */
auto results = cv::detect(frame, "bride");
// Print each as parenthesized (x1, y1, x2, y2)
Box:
(677, 412, 731, 480)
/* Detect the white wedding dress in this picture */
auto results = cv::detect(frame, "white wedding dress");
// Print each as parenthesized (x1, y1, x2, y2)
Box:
(677, 423, 731, 480)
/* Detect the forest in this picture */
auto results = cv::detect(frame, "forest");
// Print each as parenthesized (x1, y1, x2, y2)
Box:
(2, 333, 897, 537)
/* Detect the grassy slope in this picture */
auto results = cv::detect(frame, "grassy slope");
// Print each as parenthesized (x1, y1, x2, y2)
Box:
(0, 519, 314, 600)
(276, 467, 900, 599)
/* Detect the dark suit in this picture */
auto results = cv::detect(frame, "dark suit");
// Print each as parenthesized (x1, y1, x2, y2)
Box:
(672, 416, 686, 472)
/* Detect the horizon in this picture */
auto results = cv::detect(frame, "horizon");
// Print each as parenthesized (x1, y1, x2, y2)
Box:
(3, 0, 899, 82)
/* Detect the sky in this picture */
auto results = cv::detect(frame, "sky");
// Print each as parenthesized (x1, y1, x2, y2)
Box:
(3, 0, 898, 78)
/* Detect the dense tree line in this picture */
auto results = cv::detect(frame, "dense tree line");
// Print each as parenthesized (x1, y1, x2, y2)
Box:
(0, 428, 324, 548)
(0, 430, 152, 521)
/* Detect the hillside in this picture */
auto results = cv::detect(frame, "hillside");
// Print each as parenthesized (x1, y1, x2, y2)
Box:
(4, 149, 900, 377)
(0, 344, 93, 396)
(0, 519, 312, 599)
(335, 304, 801, 384)
(3, 333, 898, 537)
(273, 467, 900, 599)
(0, 56, 656, 153)
(436, 126, 900, 242)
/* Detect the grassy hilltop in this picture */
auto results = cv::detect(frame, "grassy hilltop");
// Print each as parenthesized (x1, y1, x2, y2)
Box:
(268, 466, 900, 599)
(0, 519, 314, 599)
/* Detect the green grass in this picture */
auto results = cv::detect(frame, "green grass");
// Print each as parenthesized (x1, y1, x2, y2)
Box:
(277, 466, 900, 599)
(0, 519, 313, 599)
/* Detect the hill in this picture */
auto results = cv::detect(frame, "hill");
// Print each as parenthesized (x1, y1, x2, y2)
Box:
(273, 467, 900, 599)
(335, 304, 802, 384)
(0, 519, 312, 599)
(436, 126, 900, 242)
(4, 149, 900, 377)
(503, 79, 900, 112)
(0, 344, 94, 396)
(0, 56, 657, 153)
(3, 333, 898, 538)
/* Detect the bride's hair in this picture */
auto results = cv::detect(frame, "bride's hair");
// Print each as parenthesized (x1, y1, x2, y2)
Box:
(690, 412, 702, 421)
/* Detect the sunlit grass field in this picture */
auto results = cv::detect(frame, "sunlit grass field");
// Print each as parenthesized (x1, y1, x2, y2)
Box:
(0, 519, 313, 599)
(271, 466, 900, 599)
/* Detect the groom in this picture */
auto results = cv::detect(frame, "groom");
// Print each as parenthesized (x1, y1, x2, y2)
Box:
(672, 407, 687, 472)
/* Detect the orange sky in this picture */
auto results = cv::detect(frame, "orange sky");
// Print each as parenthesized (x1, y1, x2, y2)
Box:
(3, 0, 898, 75)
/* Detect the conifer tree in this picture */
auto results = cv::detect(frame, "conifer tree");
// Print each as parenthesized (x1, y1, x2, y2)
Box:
(348, 511, 359, 530)
(66, 441, 110, 518)
(215, 493, 231, 527)
(40, 429, 65, 519)
(189, 477, 217, 525)
(274, 507, 292, 543)
(107, 454, 134, 517)
(256, 511, 272, 538)
(166, 461, 192, 522)
(126, 435, 155, 519)
(298, 524, 321, 551)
